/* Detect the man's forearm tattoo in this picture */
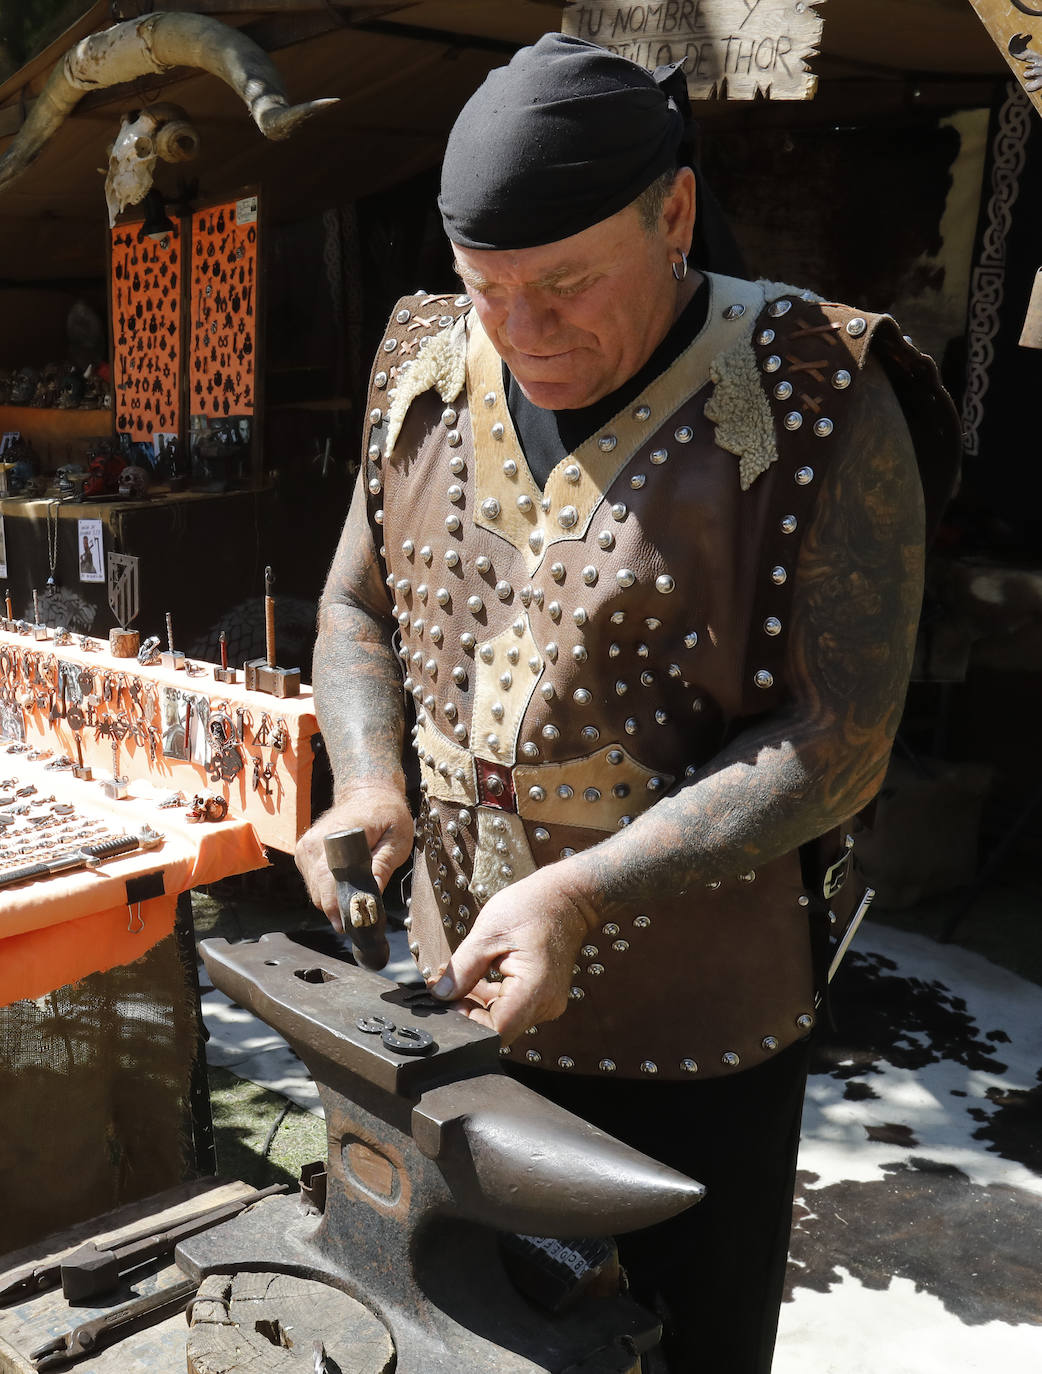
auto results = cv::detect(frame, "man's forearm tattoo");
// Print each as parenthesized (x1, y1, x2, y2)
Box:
(568, 364, 926, 913)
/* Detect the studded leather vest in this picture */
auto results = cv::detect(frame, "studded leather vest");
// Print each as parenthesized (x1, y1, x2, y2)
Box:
(360, 272, 957, 1082)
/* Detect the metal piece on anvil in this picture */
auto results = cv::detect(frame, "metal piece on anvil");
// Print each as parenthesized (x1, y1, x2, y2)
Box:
(160, 609, 185, 670)
(264, 565, 275, 667)
(214, 629, 236, 684)
(72, 732, 92, 781)
(323, 828, 389, 970)
(106, 551, 140, 630)
(180, 932, 699, 1373)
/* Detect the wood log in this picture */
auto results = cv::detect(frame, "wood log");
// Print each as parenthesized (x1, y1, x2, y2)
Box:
(108, 628, 140, 658)
(186, 1272, 394, 1374)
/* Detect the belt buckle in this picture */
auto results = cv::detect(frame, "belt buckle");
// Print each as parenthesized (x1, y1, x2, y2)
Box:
(475, 758, 516, 811)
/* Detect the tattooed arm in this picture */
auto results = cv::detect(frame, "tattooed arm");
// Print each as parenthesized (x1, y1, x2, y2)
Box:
(294, 474, 413, 928)
(435, 359, 926, 1036)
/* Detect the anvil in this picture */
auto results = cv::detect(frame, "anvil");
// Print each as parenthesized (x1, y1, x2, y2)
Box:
(178, 933, 704, 1372)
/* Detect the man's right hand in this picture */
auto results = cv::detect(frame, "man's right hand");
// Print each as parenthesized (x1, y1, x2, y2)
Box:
(294, 788, 414, 930)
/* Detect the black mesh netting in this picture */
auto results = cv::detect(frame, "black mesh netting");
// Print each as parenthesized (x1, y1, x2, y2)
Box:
(0, 934, 201, 1253)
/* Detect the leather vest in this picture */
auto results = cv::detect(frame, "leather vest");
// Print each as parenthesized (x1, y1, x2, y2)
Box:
(360, 273, 958, 1081)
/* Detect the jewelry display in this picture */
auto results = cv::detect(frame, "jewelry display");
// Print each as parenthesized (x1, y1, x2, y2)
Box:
(44, 499, 60, 593)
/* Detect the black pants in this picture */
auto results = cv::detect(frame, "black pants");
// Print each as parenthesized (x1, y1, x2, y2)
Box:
(510, 1038, 810, 1373)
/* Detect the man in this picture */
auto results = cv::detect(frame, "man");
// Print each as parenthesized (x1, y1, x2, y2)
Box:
(296, 33, 958, 1372)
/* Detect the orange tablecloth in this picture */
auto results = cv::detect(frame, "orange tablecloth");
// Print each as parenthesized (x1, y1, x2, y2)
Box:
(0, 757, 266, 1005)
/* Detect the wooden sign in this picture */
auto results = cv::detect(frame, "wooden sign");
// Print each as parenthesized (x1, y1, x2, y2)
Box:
(563, 0, 825, 100)
(968, 1, 1042, 120)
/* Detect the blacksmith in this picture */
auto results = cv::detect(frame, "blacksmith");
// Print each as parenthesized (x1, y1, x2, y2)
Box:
(297, 33, 958, 1371)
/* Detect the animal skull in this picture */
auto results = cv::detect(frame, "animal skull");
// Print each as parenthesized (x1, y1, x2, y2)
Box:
(104, 103, 199, 227)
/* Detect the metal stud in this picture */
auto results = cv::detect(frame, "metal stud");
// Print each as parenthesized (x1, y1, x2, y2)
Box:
(756, 329, 775, 346)
(846, 317, 867, 337)
(368, 476, 382, 494)
(479, 642, 494, 662)
(624, 717, 638, 734)
(449, 455, 465, 475)
(374, 371, 388, 388)
(680, 1058, 699, 1073)
(447, 484, 463, 503)
(611, 503, 628, 521)
(447, 430, 462, 447)
(795, 466, 814, 484)
(813, 418, 834, 438)
(396, 308, 411, 324)
(445, 549, 460, 568)
(738, 870, 757, 882)
(481, 498, 501, 520)
(419, 545, 432, 563)
(581, 725, 600, 743)
(771, 566, 787, 585)
(780, 515, 798, 534)
(796, 1012, 815, 1030)
(674, 426, 694, 443)
(574, 687, 592, 704)
(599, 1059, 617, 1073)
(631, 474, 646, 489)
(598, 434, 617, 452)
(569, 986, 584, 1001)
(762, 1035, 779, 1051)
(517, 494, 533, 513)
(534, 827, 550, 842)
(529, 531, 544, 553)
(754, 669, 774, 689)
(640, 1060, 659, 1074)
(768, 298, 792, 317)
(783, 411, 803, 431)
(616, 680, 628, 696)
(503, 458, 518, 477)
(526, 1049, 542, 1064)
(491, 422, 505, 440)
(773, 380, 793, 401)
(588, 963, 604, 975)
(762, 355, 781, 373)
(764, 616, 782, 636)
(446, 514, 461, 533)
(650, 449, 668, 465)
(542, 724, 560, 740)
(683, 631, 699, 649)
(617, 568, 636, 588)
(442, 407, 457, 426)
(548, 601, 562, 621)
(634, 915, 651, 929)
(383, 337, 397, 352)
(484, 391, 497, 407)
(521, 741, 539, 760)
(550, 562, 565, 582)
(724, 302, 746, 320)
(563, 464, 581, 483)
(721, 1051, 741, 1067)
(832, 369, 851, 390)
(495, 580, 512, 601)
(544, 642, 558, 662)
(558, 506, 579, 529)
(529, 785, 546, 803)
(467, 595, 484, 615)
(655, 575, 675, 595)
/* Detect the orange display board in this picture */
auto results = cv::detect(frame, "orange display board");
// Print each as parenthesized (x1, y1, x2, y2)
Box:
(188, 197, 258, 419)
(110, 222, 183, 441)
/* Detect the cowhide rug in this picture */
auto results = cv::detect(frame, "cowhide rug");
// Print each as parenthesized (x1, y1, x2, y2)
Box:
(776, 922, 1042, 1372)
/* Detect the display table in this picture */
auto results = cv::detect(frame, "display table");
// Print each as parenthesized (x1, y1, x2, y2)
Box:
(0, 751, 266, 1007)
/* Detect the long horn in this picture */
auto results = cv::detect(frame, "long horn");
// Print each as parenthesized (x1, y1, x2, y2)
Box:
(0, 11, 338, 196)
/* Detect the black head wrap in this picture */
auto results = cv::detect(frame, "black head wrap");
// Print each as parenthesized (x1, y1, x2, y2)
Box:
(440, 34, 687, 251)
(438, 33, 745, 275)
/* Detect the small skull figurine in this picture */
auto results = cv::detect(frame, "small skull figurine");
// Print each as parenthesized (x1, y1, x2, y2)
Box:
(117, 464, 150, 500)
(57, 368, 85, 409)
(10, 367, 38, 407)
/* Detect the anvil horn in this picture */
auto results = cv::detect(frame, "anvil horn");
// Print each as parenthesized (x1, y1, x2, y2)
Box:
(413, 1075, 704, 1235)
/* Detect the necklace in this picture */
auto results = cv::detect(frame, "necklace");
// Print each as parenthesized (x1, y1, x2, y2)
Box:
(45, 500, 60, 592)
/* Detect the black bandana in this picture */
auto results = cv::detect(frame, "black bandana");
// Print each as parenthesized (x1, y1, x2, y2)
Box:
(438, 33, 691, 251)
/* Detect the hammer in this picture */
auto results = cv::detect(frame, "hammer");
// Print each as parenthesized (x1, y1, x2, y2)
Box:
(322, 828, 390, 971)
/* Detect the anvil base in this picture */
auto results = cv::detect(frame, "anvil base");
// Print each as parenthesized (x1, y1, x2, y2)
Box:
(243, 659, 301, 697)
(178, 1195, 657, 1374)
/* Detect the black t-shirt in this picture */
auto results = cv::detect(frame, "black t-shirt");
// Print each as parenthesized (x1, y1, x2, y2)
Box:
(505, 276, 710, 487)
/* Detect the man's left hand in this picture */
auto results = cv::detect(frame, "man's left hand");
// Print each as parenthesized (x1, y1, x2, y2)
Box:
(429, 865, 597, 1045)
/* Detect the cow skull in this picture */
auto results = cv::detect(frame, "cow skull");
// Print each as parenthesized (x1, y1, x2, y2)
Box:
(105, 103, 199, 226)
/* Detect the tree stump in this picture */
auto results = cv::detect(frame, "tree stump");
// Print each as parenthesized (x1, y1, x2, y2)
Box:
(108, 628, 140, 657)
(187, 1272, 395, 1374)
